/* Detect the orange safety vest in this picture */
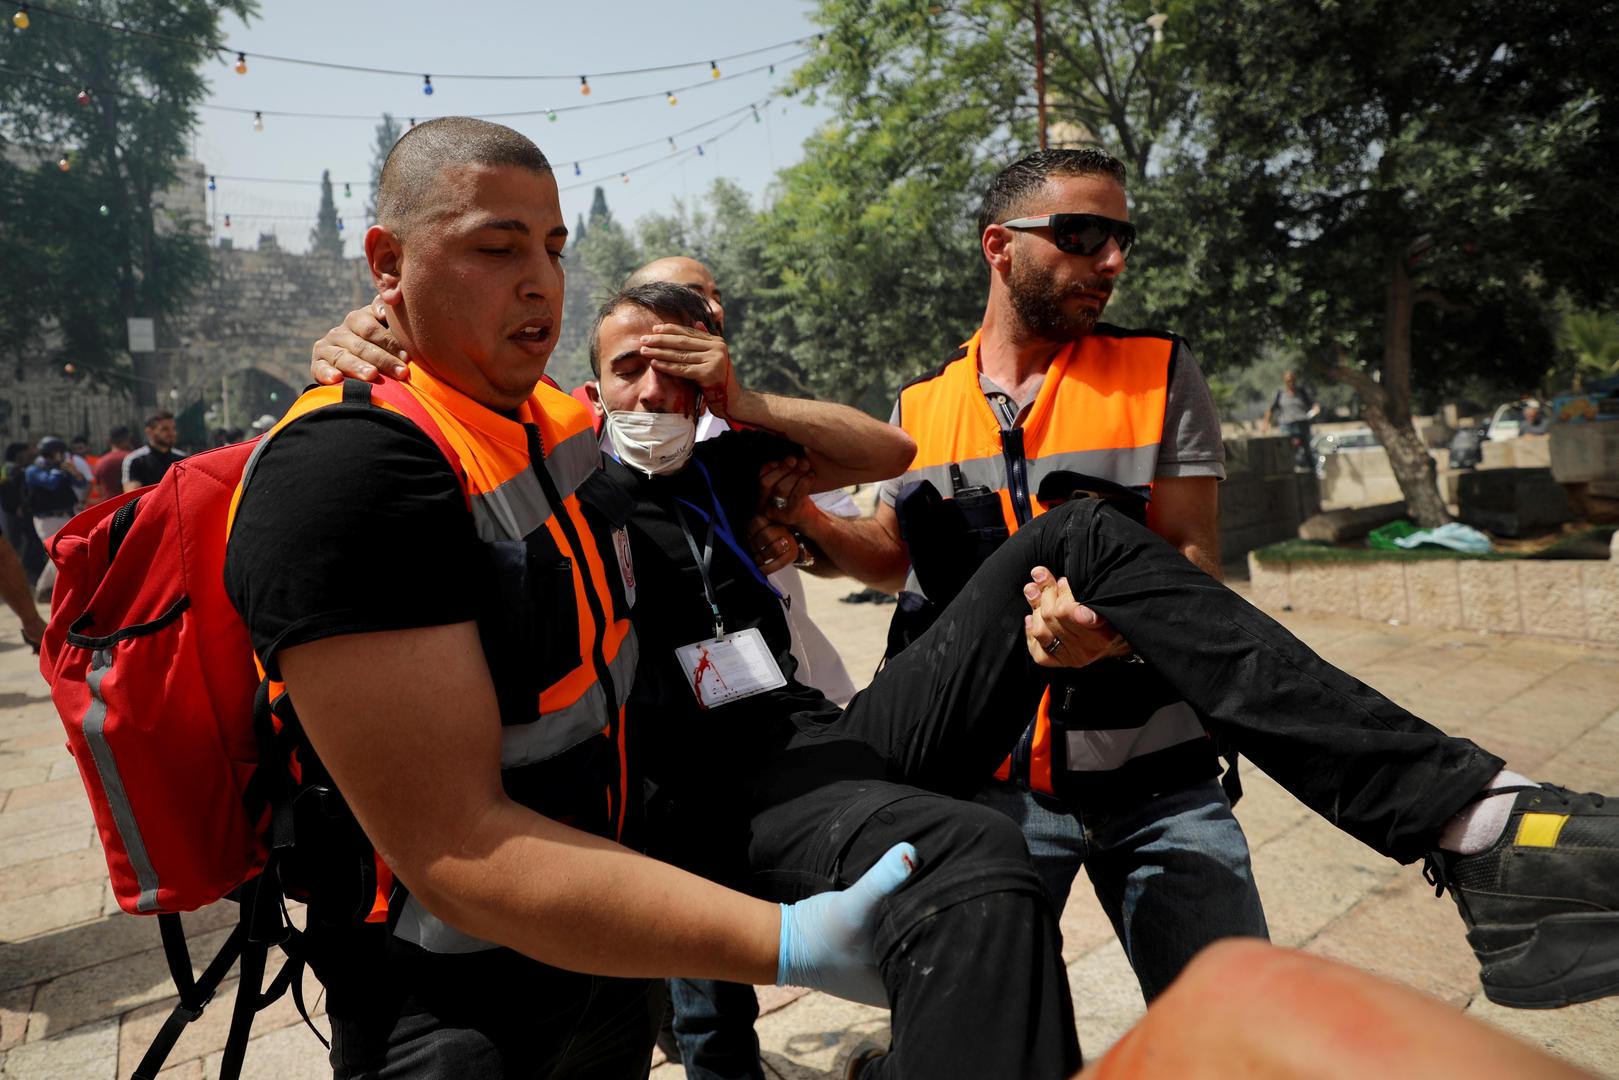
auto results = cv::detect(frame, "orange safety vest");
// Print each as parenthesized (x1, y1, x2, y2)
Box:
(892, 324, 1192, 795)
(228, 366, 637, 953)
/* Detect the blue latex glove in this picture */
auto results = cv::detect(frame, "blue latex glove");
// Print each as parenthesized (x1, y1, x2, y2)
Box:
(777, 841, 919, 1006)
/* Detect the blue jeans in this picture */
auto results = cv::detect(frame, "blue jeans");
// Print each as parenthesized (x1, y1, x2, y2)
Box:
(667, 979, 763, 1080)
(975, 777, 1269, 1003)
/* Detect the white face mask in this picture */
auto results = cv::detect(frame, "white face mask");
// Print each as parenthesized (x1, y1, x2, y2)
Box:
(605, 409, 696, 477)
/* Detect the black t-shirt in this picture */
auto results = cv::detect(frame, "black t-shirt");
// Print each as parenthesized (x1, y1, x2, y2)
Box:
(224, 408, 486, 680)
(609, 430, 837, 789)
(123, 445, 188, 488)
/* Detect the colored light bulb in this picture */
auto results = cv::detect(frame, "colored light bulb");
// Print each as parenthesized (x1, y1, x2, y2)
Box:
(573, 162, 581, 176)
(235, 52, 247, 75)
(697, 145, 704, 157)
(98, 204, 109, 217)
(422, 75, 433, 96)
(224, 214, 232, 228)
(547, 109, 558, 122)
(668, 137, 676, 150)
(579, 75, 590, 96)
(343, 182, 351, 197)
(57, 156, 70, 172)
(253, 111, 263, 132)
(710, 61, 720, 79)
(208, 175, 216, 191)
(336, 217, 344, 232)
(621, 172, 629, 183)
(666, 91, 677, 106)
(76, 89, 91, 106)
(12, 4, 29, 29)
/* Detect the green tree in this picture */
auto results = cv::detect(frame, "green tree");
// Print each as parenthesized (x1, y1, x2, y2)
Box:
(310, 169, 343, 257)
(0, 0, 259, 404)
(1139, 0, 1619, 524)
(1561, 307, 1619, 384)
(548, 187, 638, 389)
(364, 113, 403, 226)
(742, 0, 1197, 409)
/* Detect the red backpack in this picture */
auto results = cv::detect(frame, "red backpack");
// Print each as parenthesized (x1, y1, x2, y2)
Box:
(38, 380, 459, 1080)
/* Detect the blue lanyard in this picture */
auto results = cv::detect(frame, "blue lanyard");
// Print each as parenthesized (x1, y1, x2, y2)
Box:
(673, 459, 786, 604)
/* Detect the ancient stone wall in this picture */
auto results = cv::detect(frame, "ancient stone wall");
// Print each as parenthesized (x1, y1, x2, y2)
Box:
(1, 247, 373, 446)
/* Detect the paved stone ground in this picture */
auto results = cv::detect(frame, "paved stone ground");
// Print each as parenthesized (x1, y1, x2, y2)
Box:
(2, 571, 1616, 1079)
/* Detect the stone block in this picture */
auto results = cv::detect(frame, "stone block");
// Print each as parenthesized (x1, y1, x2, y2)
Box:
(1249, 817, 1393, 948)
(0, 985, 37, 1052)
(1548, 420, 1619, 485)
(202, 1018, 330, 1080)
(0, 797, 93, 843)
(1582, 562, 1619, 645)
(1457, 468, 1573, 537)
(1457, 561, 1524, 634)
(1514, 562, 1588, 640)
(28, 925, 236, 1040)
(1303, 874, 1480, 1006)
(0, 880, 105, 942)
(1221, 435, 1293, 477)
(1298, 501, 1406, 542)
(0, 902, 235, 993)
(3, 778, 86, 813)
(0, 847, 106, 905)
(117, 967, 327, 1080)
(1465, 993, 1619, 1078)
(1064, 935, 1146, 1058)
(1353, 561, 1409, 624)
(1286, 561, 1359, 616)
(752, 989, 888, 1077)
(1404, 560, 1463, 630)
(0, 1017, 118, 1080)
(1247, 554, 1290, 611)
(0, 824, 94, 873)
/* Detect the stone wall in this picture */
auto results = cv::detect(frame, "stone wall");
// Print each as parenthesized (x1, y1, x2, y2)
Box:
(0, 248, 374, 446)
(1219, 434, 1320, 561)
(170, 247, 375, 398)
(1247, 537, 1619, 647)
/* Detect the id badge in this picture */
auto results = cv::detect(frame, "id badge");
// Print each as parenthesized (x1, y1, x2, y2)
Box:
(674, 627, 788, 709)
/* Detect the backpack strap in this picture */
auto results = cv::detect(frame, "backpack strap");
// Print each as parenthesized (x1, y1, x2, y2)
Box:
(131, 912, 247, 1080)
(347, 379, 468, 501)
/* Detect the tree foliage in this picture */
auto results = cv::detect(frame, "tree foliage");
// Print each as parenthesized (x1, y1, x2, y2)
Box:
(0, 0, 258, 403)
(310, 169, 342, 258)
(365, 112, 403, 226)
(1136, 0, 1619, 522)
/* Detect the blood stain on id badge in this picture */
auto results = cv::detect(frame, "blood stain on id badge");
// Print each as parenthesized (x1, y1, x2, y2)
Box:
(674, 627, 787, 709)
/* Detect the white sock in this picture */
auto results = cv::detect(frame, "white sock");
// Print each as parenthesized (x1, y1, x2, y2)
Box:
(1438, 769, 1539, 854)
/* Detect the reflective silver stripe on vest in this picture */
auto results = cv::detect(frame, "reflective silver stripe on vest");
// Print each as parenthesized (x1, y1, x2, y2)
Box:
(83, 649, 162, 912)
(895, 445, 1159, 502)
(393, 896, 500, 954)
(501, 628, 639, 768)
(468, 429, 603, 543)
(1062, 702, 1204, 772)
(545, 427, 601, 504)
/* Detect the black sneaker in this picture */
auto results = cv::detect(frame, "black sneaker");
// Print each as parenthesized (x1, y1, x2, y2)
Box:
(1426, 784, 1619, 1008)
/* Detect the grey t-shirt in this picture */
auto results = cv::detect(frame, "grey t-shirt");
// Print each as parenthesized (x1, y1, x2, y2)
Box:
(879, 343, 1226, 505)
(1270, 386, 1315, 426)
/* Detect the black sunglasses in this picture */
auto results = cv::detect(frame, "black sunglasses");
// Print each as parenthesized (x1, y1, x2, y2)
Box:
(1000, 213, 1137, 258)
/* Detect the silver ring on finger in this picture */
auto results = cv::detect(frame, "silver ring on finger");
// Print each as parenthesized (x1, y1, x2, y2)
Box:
(770, 496, 788, 510)
(1042, 636, 1064, 656)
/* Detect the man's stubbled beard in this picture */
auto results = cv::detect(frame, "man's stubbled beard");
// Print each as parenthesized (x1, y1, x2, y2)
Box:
(1008, 257, 1113, 342)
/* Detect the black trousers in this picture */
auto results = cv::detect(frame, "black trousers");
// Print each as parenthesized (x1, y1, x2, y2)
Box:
(733, 499, 1502, 1078)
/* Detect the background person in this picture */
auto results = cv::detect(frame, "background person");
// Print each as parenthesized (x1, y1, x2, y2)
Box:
(90, 425, 135, 505)
(766, 148, 1269, 1010)
(122, 411, 186, 492)
(1263, 369, 1321, 470)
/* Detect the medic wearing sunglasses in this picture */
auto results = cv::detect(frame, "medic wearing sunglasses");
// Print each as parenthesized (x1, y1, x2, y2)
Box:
(787, 148, 1260, 1005)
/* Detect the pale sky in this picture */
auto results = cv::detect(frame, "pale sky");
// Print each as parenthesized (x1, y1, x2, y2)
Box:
(194, 0, 832, 256)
